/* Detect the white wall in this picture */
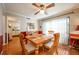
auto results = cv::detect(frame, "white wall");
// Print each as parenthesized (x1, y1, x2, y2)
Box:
(7, 15, 39, 34)
(0, 4, 5, 45)
(6, 15, 39, 35)
(70, 13, 79, 32)
(0, 4, 3, 36)
(20, 19, 27, 32)
(20, 19, 39, 32)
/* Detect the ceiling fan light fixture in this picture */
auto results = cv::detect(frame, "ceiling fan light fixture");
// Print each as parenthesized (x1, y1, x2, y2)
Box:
(40, 10, 45, 14)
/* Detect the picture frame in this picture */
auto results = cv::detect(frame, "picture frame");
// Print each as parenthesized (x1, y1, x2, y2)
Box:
(27, 23, 35, 29)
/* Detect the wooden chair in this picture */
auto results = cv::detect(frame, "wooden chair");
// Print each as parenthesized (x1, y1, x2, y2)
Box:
(21, 32, 29, 38)
(19, 33, 36, 55)
(37, 31, 43, 34)
(44, 33, 60, 55)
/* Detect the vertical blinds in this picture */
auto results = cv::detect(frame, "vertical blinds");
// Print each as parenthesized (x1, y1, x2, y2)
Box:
(42, 17, 69, 45)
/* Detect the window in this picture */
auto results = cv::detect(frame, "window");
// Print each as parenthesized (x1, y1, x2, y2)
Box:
(42, 17, 69, 45)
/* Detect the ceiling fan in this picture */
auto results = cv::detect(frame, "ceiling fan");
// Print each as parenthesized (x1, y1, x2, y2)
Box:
(32, 3, 55, 15)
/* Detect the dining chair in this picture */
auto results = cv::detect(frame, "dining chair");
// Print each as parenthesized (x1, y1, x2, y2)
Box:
(19, 33, 36, 55)
(37, 31, 43, 34)
(21, 32, 29, 38)
(44, 33, 60, 55)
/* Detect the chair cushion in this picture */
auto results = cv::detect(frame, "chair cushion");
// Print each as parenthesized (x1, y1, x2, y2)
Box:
(24, 42, 36, 52)
(44, 40, 54, 49)
(37, 31, 43, 34)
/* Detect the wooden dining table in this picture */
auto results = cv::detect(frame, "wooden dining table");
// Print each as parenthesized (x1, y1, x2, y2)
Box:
(25, 34, 52, 54)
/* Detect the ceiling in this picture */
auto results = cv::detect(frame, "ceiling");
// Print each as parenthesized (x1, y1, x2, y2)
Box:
(4, 3, 79, 20)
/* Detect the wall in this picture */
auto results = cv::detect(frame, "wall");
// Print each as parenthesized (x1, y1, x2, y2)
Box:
(70, 12, 79, 32)
(20, 19, 39, 32)
(0, 4, 3, 37)
(7, 15, 39, 34)
(20, 19, 27, 32)
(0, 4, 3, 53)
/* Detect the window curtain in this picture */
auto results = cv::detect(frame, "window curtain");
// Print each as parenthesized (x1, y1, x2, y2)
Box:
(42, 17, 69, 45)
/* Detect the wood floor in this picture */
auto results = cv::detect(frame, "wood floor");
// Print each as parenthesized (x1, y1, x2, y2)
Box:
(2, 37, 79, 55)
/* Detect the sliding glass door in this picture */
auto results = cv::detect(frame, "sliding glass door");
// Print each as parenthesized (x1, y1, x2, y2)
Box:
(42, 17, 69, 45)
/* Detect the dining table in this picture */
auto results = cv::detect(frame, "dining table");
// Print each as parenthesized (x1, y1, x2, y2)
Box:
(25, 34, 53, 54)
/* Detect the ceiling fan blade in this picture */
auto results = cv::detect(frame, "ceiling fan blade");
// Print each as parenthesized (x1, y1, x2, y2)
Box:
(34, 11, 40, 15)
(46, 3, 55, 9)
(32, 3, 40, 8)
